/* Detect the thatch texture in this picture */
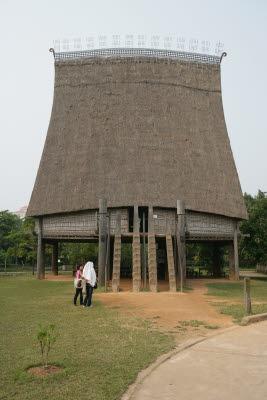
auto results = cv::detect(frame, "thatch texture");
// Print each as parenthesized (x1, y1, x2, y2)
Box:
(27, 56, 247, 219)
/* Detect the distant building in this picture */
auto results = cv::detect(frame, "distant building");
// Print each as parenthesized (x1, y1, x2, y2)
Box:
(12, 206, 28, 219)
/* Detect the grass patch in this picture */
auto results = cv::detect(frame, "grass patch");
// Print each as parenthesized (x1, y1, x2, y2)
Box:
(206, 280, 267, 302)
(206, 280, 267, 323)
(0, 276, 174, 400)
(178, 320, 220, 329)
(210, 301, 267, 323)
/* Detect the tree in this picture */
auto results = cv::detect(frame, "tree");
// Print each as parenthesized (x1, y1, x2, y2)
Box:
(6, 217, 37, 264)
(0, 211, 21, 254)
(59, 243, 98, 266)
(35, 323, 59, 368)
(239, 190, 267, 267)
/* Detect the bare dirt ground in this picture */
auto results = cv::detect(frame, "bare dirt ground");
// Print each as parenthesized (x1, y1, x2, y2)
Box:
(95, 279, 234, 343)
(46, 276, 234, 343)
(27, 365, 63, 377)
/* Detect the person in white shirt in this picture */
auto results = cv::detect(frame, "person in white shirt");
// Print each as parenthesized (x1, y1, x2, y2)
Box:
(82, 261, 97, 308)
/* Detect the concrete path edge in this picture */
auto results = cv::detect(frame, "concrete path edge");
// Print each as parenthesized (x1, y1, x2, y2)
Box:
(241, 312, 267, 325)
(121, 325, 239, 400)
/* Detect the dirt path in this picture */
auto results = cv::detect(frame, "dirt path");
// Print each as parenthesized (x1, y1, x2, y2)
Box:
(46, 275, 234, 342)
(95, 279, 234, 342)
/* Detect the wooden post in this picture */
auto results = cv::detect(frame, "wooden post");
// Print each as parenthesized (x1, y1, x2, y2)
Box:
(98, 199, 107, 286)
(37, 217, 45, 280)
(234, 221, 239, 280)
(148, 206, 157, 292)
(228, 243, 235, 280)
(166, 218, 177, 292)
(4, 259, 7, 276)
(105, 214, 111, 290)
(173, 236, 179, 289)
(112, 213, 121, 292)
(142, 211, 147, 289)
(51, 243, 58, 276)
(177, 200, 186, 293)
(132, 205, 141, 292)
(244, 277, 252, 314)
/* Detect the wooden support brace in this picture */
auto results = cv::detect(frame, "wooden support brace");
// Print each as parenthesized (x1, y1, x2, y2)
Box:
(228, 243, 235, 281)
(148, 206, 157, 292)
(98, 199, 107, 286)
(112, 213, 121, 293)
(234, 221, 239, 280)
(142, 211, 147, 289)
(166, 218, 176, 292)
(37, 217, 45, 280)
(177, 200, 186, 292)
(132, 205, 141, 292)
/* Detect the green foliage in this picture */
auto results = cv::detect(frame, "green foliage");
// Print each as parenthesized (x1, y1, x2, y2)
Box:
(186, 243, 225, 273)
(35, 323, 59, 368)
(6, 217, 37, 264)
(239, 190, 267, 267)
(60, 243, 98, 266)
(121, 243, 132, 269)
(0, 211, 21, 253)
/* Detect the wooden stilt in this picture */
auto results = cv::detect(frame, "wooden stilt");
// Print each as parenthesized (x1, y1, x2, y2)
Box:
(105, 214, 111, 290)
(166, 218, 176, 292)
(148, 206, 157, 292)
(109, 237, 114, 281)
(173, 236, 179, 289)
(37, 217, 45, 280)
(51, 243, 58, 276)
(228, 243, 235, 280)
(132, 206, 141, 292)
(112, 213, 121, 292)
(98, 199, 107, 286)
(177, 200, 186, 292)
(234, 221, 239, 280)
(142, 211, 147, 289)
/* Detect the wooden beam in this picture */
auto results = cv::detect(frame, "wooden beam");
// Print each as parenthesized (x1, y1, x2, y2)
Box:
(132, 206, 141, 292)
(177, 200, 186, 292)
(166, 218, 176, 292)
(148, 206, 157, 292)
(234, 221, 239, 280)
(142, 211, 147, 289)
(228, 243, 235, 280)
(98, 199, 107, 286)
(105, 213, 111, 290)
(112, 213, 121, 292)
(37, 217, 45, 280)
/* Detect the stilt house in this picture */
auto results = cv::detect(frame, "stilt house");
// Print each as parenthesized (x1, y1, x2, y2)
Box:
(27, 48, 248, 290)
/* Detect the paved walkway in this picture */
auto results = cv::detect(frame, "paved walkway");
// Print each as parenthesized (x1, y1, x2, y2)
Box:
(132, 321, 267, 400)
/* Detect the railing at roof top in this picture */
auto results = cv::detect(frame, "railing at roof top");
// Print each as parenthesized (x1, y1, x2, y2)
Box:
(49, 48, 227, 65)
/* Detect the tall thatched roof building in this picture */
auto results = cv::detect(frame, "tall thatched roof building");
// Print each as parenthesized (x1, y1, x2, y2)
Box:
(27, 48, 247, 289)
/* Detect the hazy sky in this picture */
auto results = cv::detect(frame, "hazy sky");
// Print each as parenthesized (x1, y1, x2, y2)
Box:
(1, 0, 266, 212)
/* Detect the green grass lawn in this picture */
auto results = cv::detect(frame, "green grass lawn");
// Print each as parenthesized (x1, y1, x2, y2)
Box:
(206, 279, 267, 323)
(0, 276, 174, 400)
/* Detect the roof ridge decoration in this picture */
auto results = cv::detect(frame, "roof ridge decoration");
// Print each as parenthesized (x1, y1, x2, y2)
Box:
(49, 47, 227, 65)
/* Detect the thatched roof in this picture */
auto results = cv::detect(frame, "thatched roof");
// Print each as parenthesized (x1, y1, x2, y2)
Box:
(27, 55, 247, 219)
